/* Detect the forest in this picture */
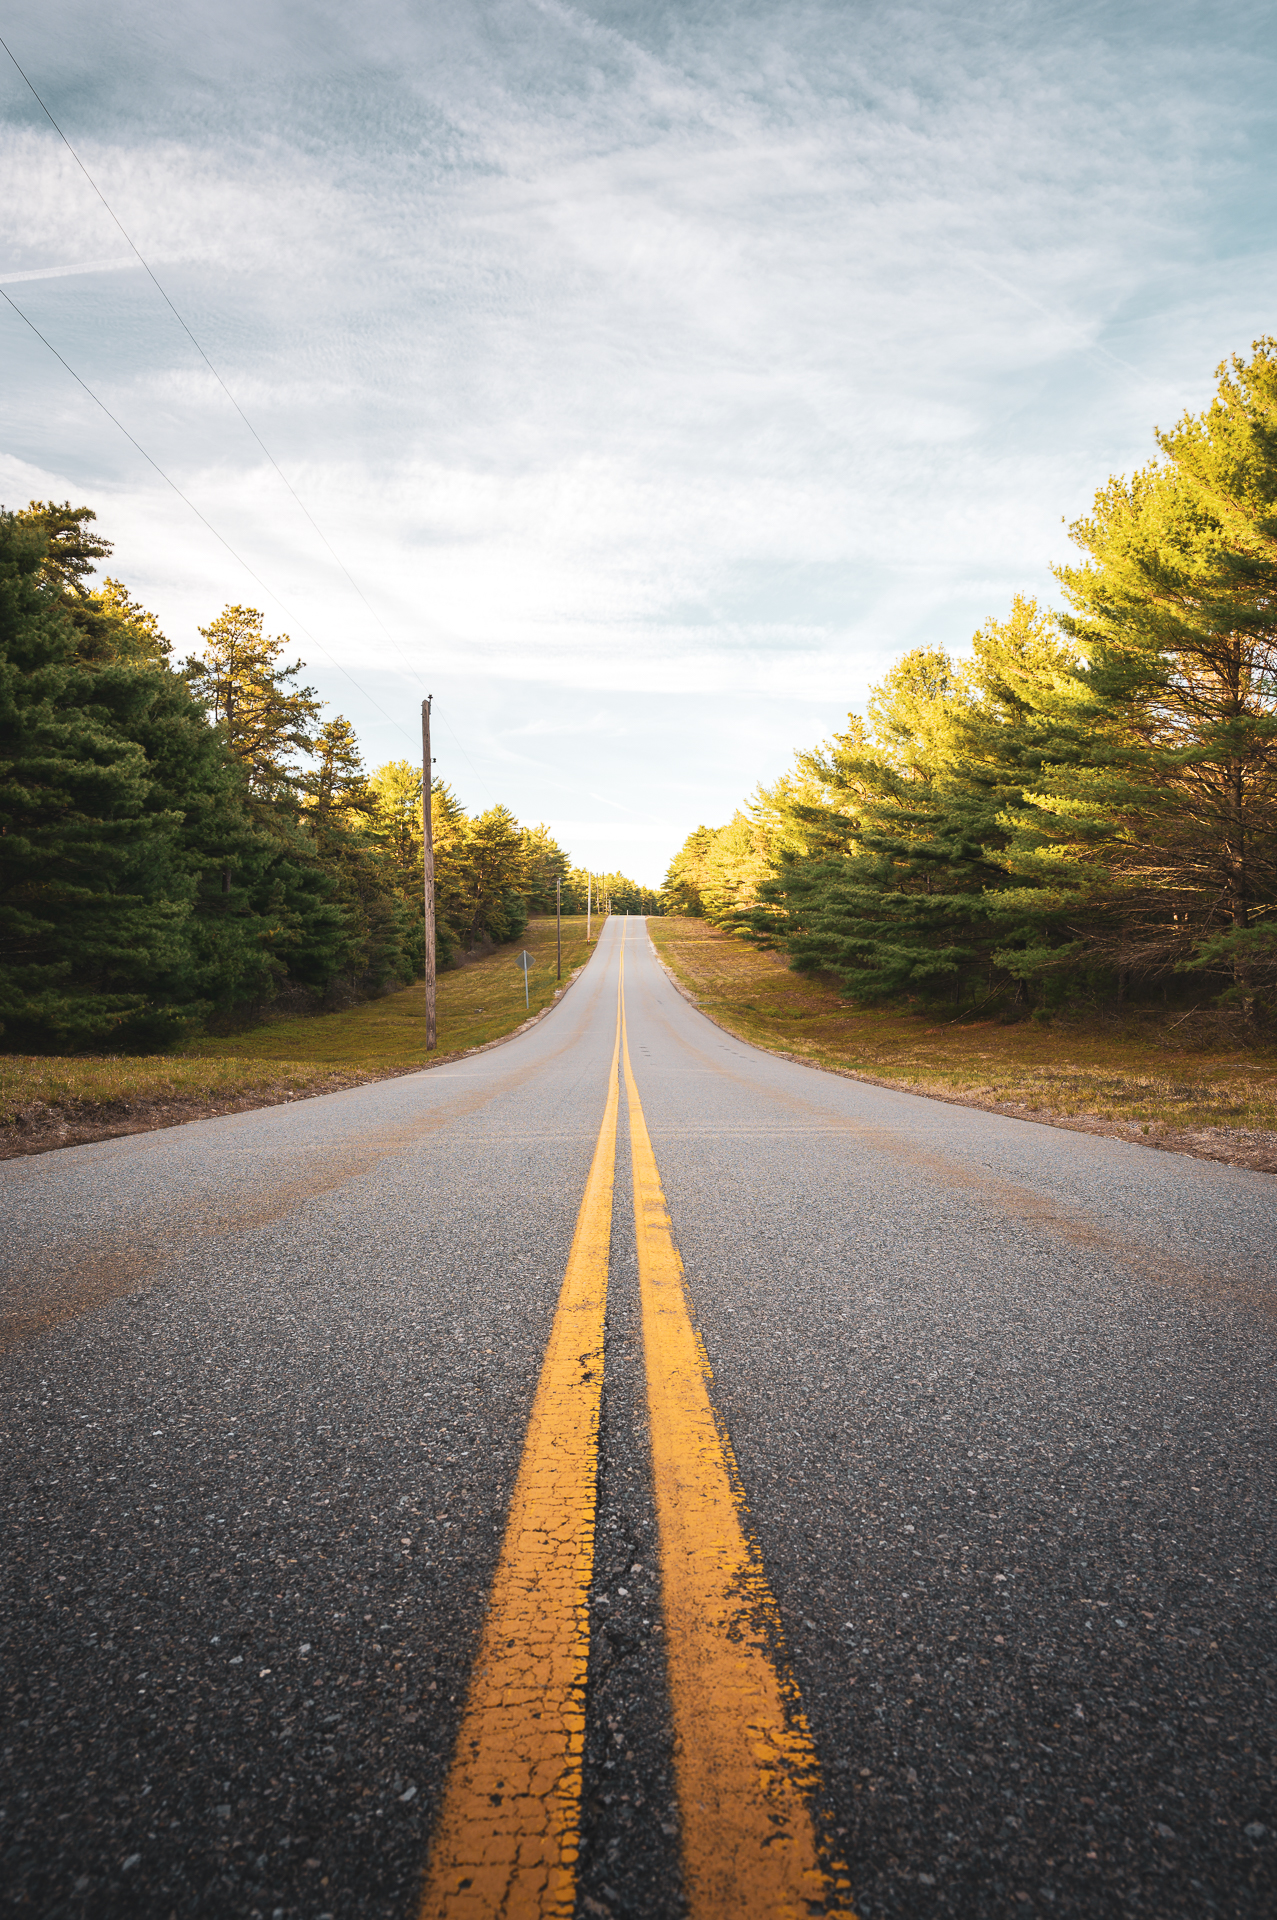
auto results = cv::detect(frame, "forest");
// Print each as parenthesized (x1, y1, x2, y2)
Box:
(664, 342, 1277, 1026)
(0, 502, 656, 1052)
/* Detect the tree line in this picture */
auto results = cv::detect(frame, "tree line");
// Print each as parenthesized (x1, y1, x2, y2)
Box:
(0, 503, 652, 1051)
(664, 342, 1277, 1024)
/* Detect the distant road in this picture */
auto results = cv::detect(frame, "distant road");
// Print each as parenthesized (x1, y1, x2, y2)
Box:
(3, 920, 1274, 1918)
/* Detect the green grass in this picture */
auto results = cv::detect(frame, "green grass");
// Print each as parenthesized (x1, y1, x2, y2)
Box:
(648, 918, 1277, 1139)
(2, 915, 597, 1136)
(185, 914, 593, 1069)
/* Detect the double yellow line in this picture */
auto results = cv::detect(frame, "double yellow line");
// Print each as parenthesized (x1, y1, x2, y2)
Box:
(420, 936, 854, 1920)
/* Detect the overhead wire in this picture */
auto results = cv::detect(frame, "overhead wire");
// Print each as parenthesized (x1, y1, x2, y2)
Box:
(2, 285, 414, 741)
(0, 35, 417, 670)
(1, 29, 494, 796)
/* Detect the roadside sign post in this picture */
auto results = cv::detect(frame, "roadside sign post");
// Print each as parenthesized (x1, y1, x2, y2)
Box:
(586, 873, 591, 941)
(556, 878, 562, 979)
(421, 696, 436, 1051)
(518, 950, 532, 1009)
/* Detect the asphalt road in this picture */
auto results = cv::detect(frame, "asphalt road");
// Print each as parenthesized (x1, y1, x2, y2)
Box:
(2, 919, 1274, 1919)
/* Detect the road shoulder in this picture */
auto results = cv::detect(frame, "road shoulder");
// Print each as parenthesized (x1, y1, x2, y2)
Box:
(645, 922, 1277, 1178)
(1, 962, 590, 1163)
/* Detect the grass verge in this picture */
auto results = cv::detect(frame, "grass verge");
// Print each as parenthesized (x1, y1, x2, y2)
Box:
(647, 917, 1277, 1174)
(2, 915, 595, 1158)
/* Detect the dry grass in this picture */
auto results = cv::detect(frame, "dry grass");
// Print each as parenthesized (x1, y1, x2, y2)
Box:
(0, 1053, 342, 1128)
(2, 915, 596, 1155)
(648, 918, 1277, 1159)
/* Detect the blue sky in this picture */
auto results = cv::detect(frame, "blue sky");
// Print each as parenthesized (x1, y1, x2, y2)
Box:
(2, 0, 1273, 883)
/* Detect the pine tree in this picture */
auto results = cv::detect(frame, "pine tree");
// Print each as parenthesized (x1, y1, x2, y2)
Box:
(3, 500, 653, 1039)
(1048, 338, 1277, 1002)
(0, 513, 195, 1046)
(765, 649, 996, 1001)
(365, 765, 476, 970)
(307, 716, 373, 825)
(113, 659, 288, 1030)
(185, 605, 321, 805)
(660, 825, 721, 915)
(302, 719, 419, 994)
(17, 500, 112, 594)
(424, 778, 468, 964)
(520, 824, 571, 912)
(368, 759, 423, 890)
(748, 621, 1089, 1006)
(697, 812, 775, 925)
(15, 503, 169, 666)
(183, 613, 372, 1003)
(456, 804, 529, 949)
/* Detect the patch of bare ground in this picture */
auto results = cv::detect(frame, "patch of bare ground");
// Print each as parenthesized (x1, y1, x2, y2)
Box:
(0, 1073, 376, 1161)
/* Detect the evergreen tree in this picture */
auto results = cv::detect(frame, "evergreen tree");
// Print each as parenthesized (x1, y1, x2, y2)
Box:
(182, 610, 367, 1000)
(113, 658, 291, 1030)
(521, 823, 571, 912)
(698, 812, 775, 924)
(659, 341, 1277, 1021)
(749, 617, 1092, 1006)
(762, 649, 995, 1001)
(185, 605, 321, 806)
(17, 500, 112, 594)
(3, 501, 647, 1043)
(1049, 338, 1277, 1001)
(89, 578, 173, 665)
(590, 871, 661, 915)
(455, 804, 529, 948)
(426, 777, 469, 964)
(368, 759, 423, 891)
(306, 716, 373, 824)
(661, 825, 720, 915)
(302, 718, 418, 994)
(15, 502, 169, 666)
(0, 513, 197, 1046)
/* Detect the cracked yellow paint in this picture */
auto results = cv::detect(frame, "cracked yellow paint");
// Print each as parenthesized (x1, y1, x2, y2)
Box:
(419, 955, 623, 1919)
(621, 987, 857, 1920)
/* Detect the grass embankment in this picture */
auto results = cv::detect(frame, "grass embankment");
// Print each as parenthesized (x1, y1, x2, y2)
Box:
(647, 918, 1277, 1173)
(2, 915, 595, 1158)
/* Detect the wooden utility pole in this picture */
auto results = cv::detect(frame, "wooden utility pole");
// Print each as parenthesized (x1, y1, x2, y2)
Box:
(422, 696, 436, 1051)
(556, 877, 562, 979)
(586, 873, 591, 941)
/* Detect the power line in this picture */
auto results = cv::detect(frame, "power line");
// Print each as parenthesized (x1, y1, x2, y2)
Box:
(2, 28, 500, 797)
(1, 284, 415, 742)
(0, 33, 424, 676)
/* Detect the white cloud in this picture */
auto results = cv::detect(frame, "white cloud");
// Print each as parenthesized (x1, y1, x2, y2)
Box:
(2, 0, 1273, 880)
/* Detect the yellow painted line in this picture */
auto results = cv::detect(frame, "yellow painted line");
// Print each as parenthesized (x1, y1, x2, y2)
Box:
(419, 952, 623, 1919)
(621, 984, 856, 1920)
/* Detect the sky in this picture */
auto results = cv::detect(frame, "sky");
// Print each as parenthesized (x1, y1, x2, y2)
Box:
(2, 0, 1274, 885)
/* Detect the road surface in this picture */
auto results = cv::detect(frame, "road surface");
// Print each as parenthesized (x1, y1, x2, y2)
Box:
(2, 918, 1274, 1918)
